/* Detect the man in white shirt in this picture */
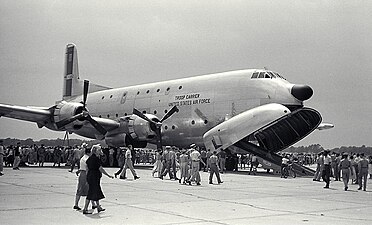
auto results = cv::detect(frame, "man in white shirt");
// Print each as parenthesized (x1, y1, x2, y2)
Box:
(281, 155, 289, 178)
(188, 144, 203, 185)
(120, 145, 140, 180)
(322, 151, 332, 188)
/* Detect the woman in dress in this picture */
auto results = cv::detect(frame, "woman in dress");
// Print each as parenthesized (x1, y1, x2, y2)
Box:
(73, 146, 96, 210)
(151, 149, 163, 177)
(82, 145, 113, 214)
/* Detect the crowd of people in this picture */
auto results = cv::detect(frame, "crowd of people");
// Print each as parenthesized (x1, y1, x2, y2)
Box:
(150, 144, 224, 185)
(311, 150, 372, 191)
(2, 139, 371, 215)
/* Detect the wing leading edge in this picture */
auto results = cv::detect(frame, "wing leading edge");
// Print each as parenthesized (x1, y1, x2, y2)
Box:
(0, 103, 52, 125)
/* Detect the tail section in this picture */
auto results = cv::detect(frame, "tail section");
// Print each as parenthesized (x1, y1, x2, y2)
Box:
(63, 43, 81, 99)
(62, 43, 111, 100)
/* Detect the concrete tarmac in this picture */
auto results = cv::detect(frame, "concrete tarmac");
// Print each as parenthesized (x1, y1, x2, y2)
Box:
(0, 165, 371, 225)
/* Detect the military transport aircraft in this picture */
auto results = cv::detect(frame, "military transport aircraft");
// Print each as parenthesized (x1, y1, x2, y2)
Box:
(0, 43, 332, 175)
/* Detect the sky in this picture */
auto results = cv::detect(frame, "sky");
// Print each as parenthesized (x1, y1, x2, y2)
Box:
(0, 0, 371, 149)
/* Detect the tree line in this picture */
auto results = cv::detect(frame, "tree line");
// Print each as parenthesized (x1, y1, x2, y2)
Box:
(1, 138, 372, 155)
(285, 144, 372, 155)
(0, 138, 104, 147)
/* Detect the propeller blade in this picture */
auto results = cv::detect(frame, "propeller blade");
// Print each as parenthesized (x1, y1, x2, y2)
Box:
(160, 106, 179, 122)
(194, 108, 208, 121)
(154, 127, 163, 150)
(56, 113, 84, 129)
(83, 80, 89, 107)
(132, 108, 154, 124)
(85, 115, 107, 135)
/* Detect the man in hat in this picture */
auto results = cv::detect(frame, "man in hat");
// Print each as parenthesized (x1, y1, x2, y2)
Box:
(69, 145, 82, 172)
(13, 142, 21, 170)
(160, 146, 172, 179)
(179, 149, 190, 184)
(38, 144, 46, 167)
(313, 152, 324, 182)
(322, 151, 332, 188)
(339, 153, 351, 191)
(209, 151, 223, 184)
(188, 144, 203, 185)
(120, 145, 140, 180)
(358, 153, 368, 191)
(114, 147, 126, 178)
(169, 146, 179, 180)
(152, 148, 163, 178)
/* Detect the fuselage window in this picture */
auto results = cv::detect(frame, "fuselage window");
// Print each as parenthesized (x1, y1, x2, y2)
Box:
(137, 91, 140, 95)
(110, 95, 113, 98)
(157, 89, 160, 92)
(101, 96, 105, 99)
(142, 110, 146, 114)
(124, 113, 127, 116)
(164, 125, 168, 130)
(191, 120, 195, 125)
(204, 120, 208, 124)
(99, 115, 102, 118)
(154, 110, 157, 115)
(164, 109, 168, 114)
(107, 114, 110, 118)
(165, 87, 170, 95)
(172, 125, 176, 129)
(116, 114, 118, 117)
(178, 86, 182, 90)
(146, 90, 150, 94)
(121, 92, 127, 104)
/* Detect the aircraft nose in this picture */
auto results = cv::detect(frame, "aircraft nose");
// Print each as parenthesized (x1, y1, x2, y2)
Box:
(291, 84, 313, 101)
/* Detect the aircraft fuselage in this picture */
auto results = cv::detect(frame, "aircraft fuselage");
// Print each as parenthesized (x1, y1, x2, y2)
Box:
(69, 69, 302, 147)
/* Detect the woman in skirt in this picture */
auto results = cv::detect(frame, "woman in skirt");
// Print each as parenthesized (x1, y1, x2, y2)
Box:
(82, 145, 113, 214)
(73, 146, 95, 210)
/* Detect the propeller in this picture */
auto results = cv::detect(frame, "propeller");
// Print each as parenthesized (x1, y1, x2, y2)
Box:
(132, 105, 179, 149)
(56, 80, 107, 135)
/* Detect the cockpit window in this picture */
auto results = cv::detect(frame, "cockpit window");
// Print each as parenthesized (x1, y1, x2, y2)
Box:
(268, 72, 276, 78)
(251, 71, 286, 80)
(252, 72, 258, 78)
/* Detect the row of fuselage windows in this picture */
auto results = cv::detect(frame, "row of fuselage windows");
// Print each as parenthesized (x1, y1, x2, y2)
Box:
(96, 84, 209, 128)
(97, 112, 208, 129)
(251, 71, 286, 80)
(100, 85, 184, 100)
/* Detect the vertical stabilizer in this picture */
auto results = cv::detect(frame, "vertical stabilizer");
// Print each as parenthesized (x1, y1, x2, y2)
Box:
(63, 43, 82, 99)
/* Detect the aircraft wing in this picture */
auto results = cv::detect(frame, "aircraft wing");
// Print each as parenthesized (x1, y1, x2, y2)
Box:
(0, 103, 52, 124)
(0, 103, 120, 134)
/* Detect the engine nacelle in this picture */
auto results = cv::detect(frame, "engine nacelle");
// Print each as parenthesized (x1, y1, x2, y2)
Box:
(53, 101, 84, 129)
(127, 114, 158, 141)
(102, 114, 159, 147)
(105, 133, 127, 147)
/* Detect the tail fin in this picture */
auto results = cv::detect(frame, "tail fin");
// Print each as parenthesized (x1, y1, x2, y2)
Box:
(63, 43, 81, 99)
(62, 43, 111, 100)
